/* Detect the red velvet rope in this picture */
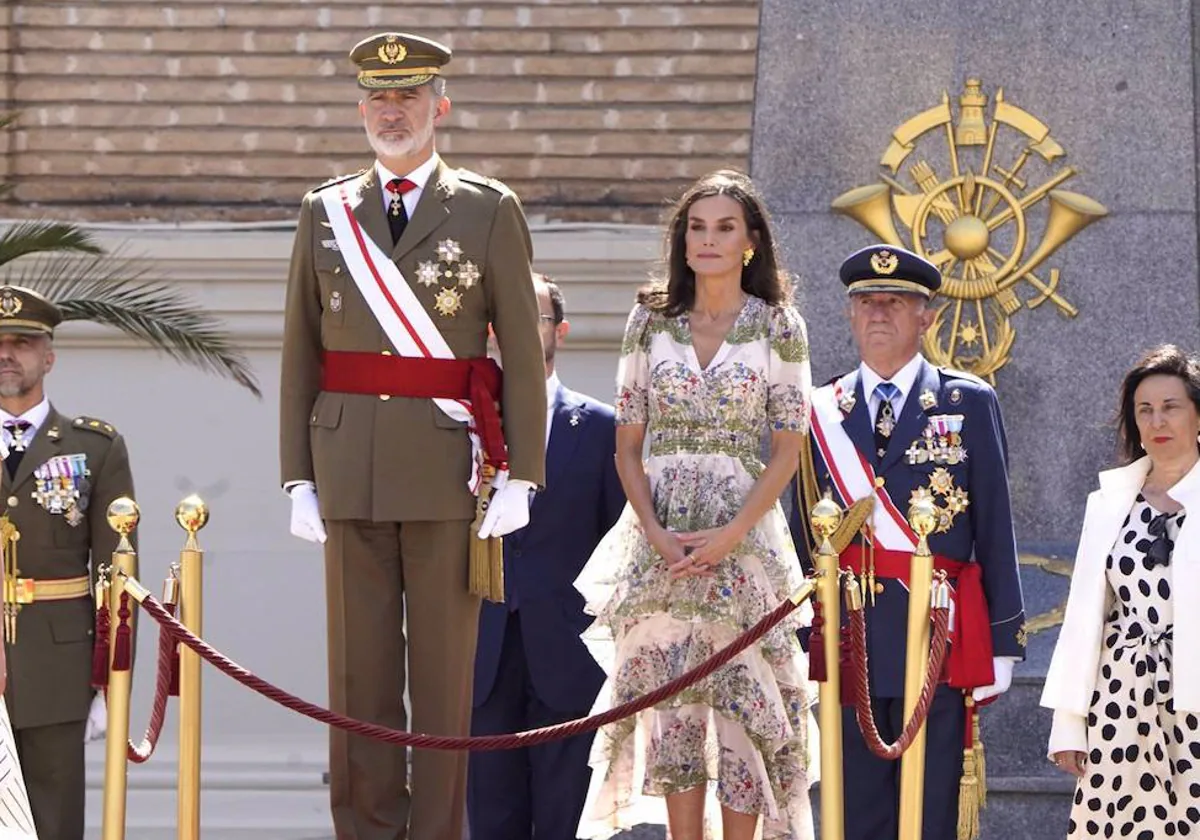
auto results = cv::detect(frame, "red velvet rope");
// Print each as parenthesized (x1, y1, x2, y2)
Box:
(124, 600, 178, 764)
(136, 586, 813, 751)
(848, 605, 952, 760)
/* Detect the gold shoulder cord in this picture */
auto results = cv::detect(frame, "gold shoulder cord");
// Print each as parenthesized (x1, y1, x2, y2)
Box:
(1, 515, 20, 643)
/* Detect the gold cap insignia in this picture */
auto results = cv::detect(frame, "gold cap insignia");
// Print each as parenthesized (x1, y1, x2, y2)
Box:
(377, 36, 407, 65)
(870, 250, 899, 275)
(0, 291, 22, 318)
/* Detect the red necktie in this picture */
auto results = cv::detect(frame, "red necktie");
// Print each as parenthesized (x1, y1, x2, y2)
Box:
(385, 178, 417, 244)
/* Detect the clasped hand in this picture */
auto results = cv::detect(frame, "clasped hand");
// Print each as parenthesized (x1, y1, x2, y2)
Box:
(650, 525, 743, 579)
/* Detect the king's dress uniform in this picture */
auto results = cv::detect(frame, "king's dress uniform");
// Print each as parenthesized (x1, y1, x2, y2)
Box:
(789, 246, 1025, 840)
(278, 32, 546, 840)
(0, 285, 135, 840)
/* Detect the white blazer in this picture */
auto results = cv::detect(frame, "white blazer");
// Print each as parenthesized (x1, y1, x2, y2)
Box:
(1041, 456, 1200, 754)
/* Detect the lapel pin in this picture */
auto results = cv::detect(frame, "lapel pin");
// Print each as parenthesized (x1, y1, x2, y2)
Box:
(569, 412, 580, 426)
(949, 388, 963, 405)
(919, 389, 937, 411)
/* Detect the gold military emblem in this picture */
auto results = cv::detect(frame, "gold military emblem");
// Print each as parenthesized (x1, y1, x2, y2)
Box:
(832, 77, 1108, 383)
(377, 36, 407, 65)
(419, 239, 477, 317)
(918, 389, 937, 410)
(870, 250, 899, 275)
(0, 291, 22, 318)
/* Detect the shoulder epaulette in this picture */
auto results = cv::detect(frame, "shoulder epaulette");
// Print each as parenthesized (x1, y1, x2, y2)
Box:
(311, 169, 366, 194)
(455, 168, 510, 194)
(72, 416, 117, 438)
(938, 367, 991, 388)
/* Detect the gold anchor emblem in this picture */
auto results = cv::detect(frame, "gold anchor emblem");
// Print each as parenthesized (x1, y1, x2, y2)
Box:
(377, 36, 407, 65)
(832, 77, 1109, 383)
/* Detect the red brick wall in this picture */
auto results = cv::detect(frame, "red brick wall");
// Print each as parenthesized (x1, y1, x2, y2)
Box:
(3, 1, 760, 223)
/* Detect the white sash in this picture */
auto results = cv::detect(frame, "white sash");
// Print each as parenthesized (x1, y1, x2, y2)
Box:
(810, 380, 917, 552)
(320, 183, 501, 494)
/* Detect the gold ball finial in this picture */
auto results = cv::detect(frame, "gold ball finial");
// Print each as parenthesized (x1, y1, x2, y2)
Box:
(174, 495, 209, 535)
(810, 490, 843, 541)
(106, 497, 140, 536)
(908, 496, 939, 539)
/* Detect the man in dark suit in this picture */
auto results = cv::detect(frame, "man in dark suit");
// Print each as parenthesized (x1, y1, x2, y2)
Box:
(788, 245, 1025, 840)
(468, 276, 626, 840)
(0, 285, 136, 840)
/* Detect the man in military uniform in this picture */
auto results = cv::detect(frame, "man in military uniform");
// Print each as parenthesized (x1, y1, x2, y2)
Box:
(788, 245, 1025, 840)
(0, 285, 135, 840)
(279, 32, 546, 840)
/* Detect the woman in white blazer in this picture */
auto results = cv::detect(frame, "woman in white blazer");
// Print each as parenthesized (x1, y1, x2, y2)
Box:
(1042, 344, 1200, 839)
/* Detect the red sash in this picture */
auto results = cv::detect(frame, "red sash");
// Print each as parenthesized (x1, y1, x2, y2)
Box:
(842, 544, 995, 689)
(321, 351, 509, 471)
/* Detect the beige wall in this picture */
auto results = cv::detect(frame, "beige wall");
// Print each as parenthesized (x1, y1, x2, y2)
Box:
(3, 1, 759, 225)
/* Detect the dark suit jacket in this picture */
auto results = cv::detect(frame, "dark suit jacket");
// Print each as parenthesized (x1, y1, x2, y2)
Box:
(788, 358, 1025, 698)
(473, 384, 625, 713)
(1, 406, 135, 729)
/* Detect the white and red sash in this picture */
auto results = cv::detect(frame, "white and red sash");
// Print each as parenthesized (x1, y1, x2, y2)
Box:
(320, 181, 500, 495)
(809, 375, 917, 552)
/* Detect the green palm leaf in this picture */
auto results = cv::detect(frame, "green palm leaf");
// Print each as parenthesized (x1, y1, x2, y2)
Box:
(5, 249, 262, 397)
(0, 221, 104, 267)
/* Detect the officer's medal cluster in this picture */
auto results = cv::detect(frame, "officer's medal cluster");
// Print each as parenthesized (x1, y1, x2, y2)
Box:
(415, 238, 481, 317)
(905, 398, 970, 533)
(33, 454, 90, 527)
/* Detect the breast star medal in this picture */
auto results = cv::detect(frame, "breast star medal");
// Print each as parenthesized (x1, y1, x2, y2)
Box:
(416, 239, 480, 317)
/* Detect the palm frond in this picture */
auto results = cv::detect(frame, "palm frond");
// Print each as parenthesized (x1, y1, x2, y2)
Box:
(0, 222, 104, 267)
(6, 250, 262, 398)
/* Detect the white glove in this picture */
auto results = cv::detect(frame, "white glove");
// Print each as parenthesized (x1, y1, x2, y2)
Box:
(288, 483, 327, 544)
(972, 656, 1016, 702)
(477, 478, 535, 539)
(84, 693, 107, 742)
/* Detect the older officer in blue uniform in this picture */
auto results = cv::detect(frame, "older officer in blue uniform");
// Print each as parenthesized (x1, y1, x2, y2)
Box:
(789, 245, 1026, 840)
(468, 276, 626, 840)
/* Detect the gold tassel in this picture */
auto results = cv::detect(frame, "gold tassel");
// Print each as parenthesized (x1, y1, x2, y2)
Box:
(973, 701, 987, 808)
(467, 465, 506, 604)
(957, 746, 981, 840)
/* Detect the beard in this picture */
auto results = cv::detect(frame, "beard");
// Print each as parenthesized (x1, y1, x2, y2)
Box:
(365, 112, 435, 160)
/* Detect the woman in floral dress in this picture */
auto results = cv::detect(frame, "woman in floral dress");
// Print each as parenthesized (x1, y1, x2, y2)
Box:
(574, 170, 816, 840)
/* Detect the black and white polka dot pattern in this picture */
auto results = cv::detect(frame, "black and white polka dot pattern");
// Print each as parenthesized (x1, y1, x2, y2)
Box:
(1069, 496, 1198, 838)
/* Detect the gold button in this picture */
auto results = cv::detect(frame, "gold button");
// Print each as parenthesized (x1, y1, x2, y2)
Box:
(6, 496, 16, 507)
(381, 349, 392, 356)
(333, 266, 342, 275)
(379, 394, 390, 401)
(874, 476, 885, 488)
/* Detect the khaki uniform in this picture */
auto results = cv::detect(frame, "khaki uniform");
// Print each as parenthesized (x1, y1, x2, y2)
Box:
(2, 409, 135, 840)
(279, 160, 546, 840)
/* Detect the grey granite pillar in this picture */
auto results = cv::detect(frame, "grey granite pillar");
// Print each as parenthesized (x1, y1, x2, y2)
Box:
(751, 3, 1199, 834)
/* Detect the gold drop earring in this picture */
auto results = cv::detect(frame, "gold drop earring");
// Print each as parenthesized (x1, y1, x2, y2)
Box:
(742, 248, 755, 266)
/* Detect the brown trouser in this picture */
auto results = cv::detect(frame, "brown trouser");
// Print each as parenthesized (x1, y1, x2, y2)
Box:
(14, 720, 87, 840)
(324, 519, 481, 840)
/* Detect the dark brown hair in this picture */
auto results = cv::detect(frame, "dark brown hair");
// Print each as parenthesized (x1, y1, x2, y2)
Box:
(1116, 343, 1200, 462)
(637, 169, 793, 316)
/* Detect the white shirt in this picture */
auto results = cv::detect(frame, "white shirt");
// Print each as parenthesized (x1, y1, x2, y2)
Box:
(0, 397, 50, 451)
(859, 354, 923, 425)
(374, 153, 440, 218)
(545, 371, 560, 451)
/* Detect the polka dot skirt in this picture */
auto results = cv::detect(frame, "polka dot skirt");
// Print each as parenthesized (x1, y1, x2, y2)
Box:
(1069, 496, 1200, 839)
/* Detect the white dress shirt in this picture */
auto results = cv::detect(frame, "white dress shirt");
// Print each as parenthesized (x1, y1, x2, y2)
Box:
(0, 397, 50, 451)
(374, 153, 440, 218)
(859, 353, 924, 424)
(545, 371, 560, 451)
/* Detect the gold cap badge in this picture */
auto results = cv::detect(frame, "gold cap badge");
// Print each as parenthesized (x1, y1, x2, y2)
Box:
(870, 250, 899, 275)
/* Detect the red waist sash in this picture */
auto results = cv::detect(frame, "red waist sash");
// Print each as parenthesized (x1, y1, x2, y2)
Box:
(321, 351, 508, 471)
(842, 544, 995, 689)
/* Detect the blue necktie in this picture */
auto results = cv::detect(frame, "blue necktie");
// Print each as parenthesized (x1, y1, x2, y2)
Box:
(873, 382, 900, 459)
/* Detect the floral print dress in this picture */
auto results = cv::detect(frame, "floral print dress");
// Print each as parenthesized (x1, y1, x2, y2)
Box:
(574, 296, 817, 839)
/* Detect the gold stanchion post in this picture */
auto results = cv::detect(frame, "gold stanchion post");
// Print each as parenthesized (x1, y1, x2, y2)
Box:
(809, 492, 845, 840)
(175, 495, 208, 840)
(101, 497, 140, 840)
(898, 497, 938, 840)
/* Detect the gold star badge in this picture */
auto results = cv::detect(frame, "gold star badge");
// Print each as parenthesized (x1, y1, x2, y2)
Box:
(433, 287, 462, 317)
